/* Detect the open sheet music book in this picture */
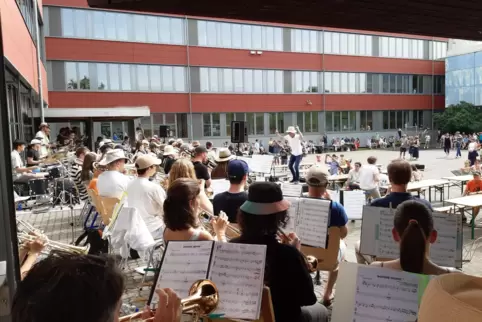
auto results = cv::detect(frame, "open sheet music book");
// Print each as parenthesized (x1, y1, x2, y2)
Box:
(282, 197, 330, 248)
(281, 183, 303, 197)
(149, 241, 267, 320)
(332, 262, 434, 322)
(360, 206, 463, 268)
(341, 190, 366, 220)
(250, 155, 274, 174)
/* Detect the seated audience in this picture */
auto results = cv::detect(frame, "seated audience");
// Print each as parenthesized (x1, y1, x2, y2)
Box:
(11, 252, 181, 322)
(305, 166, 348, 306)
(96, 150, 130, 199)
(358, 156, 380, 199)
(210, 148, 234, 179)
(127, 155, 166, 239)
(213, 160, 249, 223)
(231, 182, 328, 322)
(371, 200, 459, 274)
(325, 154, 339, 175)
(411, 164, 423, 181)
(346, 162, 361, 190)
(463, 171, 482, 224)
(163, 178, 227, 243)
(168, 159, 213, 214)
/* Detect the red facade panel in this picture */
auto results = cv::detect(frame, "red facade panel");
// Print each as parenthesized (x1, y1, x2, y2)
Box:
(48, 92, 190, 112)
(189, 47, 323, 70)
(325, 95, 445, 111)
(324, 55, 445, 75)
(46, 38, 187, 65)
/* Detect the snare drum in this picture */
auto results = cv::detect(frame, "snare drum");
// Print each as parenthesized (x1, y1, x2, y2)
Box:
(47, 165, 64, 178)
(29, 178, 49, 196)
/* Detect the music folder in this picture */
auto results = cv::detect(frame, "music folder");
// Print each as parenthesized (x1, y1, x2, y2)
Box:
(148, 241, 267, 320)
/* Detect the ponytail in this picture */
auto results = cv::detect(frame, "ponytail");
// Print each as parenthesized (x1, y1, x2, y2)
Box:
(399, 219, 426, 274)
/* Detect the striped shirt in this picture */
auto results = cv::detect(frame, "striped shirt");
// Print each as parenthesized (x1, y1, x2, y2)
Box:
(70, 159, 88, 201)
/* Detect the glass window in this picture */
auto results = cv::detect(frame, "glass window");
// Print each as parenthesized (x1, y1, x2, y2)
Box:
(66, 62, 78, 89)
(226, 113, 234, 135)
(162, 66, 173, 91)
(224, 69, 233, 92)
(324, 32, 332, 54)
(411, 39, 418, 59)
(61, 9, 75, 37)
(234, 69, 243, 92)
(266, 70, 275, 93)
(269, 112, 277, 134)
(232, 24, 242, 48)
(209, 68, 219, 92)
(341, 72, 348, 93)
(275, 71, 283, 93)
(389, 74, 396, 93)
(341, 111, 349, 130)
(221, 23, 231, 48)
(332, 33, 340, 54)
(396, 38, 403, 57)
(253, 70, 262, 92)
(340, 33, 348, 54)
(389, 111, 396, 129)
(104, 13, 116, 40)
(293, 29, 302, 52)
(396, 75, 403, 93)
(200, 68, 209, 92)
(382, 74, 389, 93)
(359, 73, 366, 93)
(383, 111, 389, 129)
(146, 17, 159, 43)
(244, 70, 253, 92)
(170, 19, 184, 45)
(203, 114, 211, 137)
(133, 15, 146, 42)
(252, 26, 262, 49)
(212, 113, 221, 136)
(381, 37, 389, 57)
(255, 113, 264, 135)
(348, 73, 356, 93)
(324, 72, 332, 93)
(301, 30, 309, 52)
(173, 67, 185, 92)
(302, 72, 310, 92)
(332, 73, 340, 93)
(274, 28, 283, 51)
(310, 72, 319, 92)
(325, 111, 333, 131)
(93, 11, 105, 39)
(116, 13, 128, 41)
(359, 35, 366, 55)
(366, 73, 373, 93)
(294, 72, 302, 92)
(309, 30, 317, 53)
(389, 37, 396, 57)
(360, 111, 372, 130)
(108, 64, 120, 90)
(246, 113, 255, 135)
(97, 63, 108, 90)
(74, 10, 87, 38)
(159, 18, 171, 44)
(242, 25, 251, 48)
(366, 36, 373, 56)
(120, 64, 131, 90)
(137, 65, 149, 91)
(149, 65, 161, 91)
(78, 63, 90, 90)
(347, 34, 356, 55)
(333, 112, 341, 131)
(402, 38, 409, 58)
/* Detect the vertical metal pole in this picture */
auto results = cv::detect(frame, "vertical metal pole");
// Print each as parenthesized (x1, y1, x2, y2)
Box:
(0, 14, 22, 322)
(33, 0, 45, 123)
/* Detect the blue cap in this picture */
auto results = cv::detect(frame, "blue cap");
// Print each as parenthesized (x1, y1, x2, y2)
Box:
(228, 159, 249, 179)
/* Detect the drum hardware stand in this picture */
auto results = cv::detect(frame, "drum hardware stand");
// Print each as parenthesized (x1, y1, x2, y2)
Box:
(53, 161, 77, 244)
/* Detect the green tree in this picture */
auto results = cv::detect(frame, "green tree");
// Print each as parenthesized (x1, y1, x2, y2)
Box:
(434, 102, 482, 133)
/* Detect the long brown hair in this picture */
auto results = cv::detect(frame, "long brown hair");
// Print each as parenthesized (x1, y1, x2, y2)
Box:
(80, 153, 98, 182)
(163, 178, 200, 231)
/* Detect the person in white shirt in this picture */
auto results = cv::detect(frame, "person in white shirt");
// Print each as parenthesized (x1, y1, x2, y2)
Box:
(276, 126, 304, 183)
(358, 156, 381, 199)
(424, 134, 431, 149)
(35, 123, 53, 158)
(96, 149, 130, 199)
(11, 140, 39, 184)
(346, 162, 362, 190)
(127, 155, 166, 239)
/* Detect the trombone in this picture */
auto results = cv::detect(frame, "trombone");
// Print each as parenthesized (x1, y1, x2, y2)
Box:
(119, 279, 219, 322)
(198, 209, 241, 240)
(277, 228, 318, 273)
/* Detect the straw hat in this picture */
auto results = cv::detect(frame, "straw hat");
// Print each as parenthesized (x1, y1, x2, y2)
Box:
(98, 149, 128, 166)
(286, 126, 296, 134)
(418, 273, 482, 322)
(163, 145, 177, 156)
(215, 148, 234, 162)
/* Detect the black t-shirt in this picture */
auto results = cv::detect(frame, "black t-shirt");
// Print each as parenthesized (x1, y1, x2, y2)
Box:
(192, 161, 210, 181)
(444, 136, 451, 147)
(230, 235, 316, 322)
(163, 157, 176, 175)
(26, 149, 39, 167)
(213, 191, 248, 223)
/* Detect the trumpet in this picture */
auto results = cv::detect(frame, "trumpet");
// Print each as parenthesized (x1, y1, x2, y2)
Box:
(119, 279, 219, 322)
(277, 228, 318, 273)
(199, 210, 241, 240)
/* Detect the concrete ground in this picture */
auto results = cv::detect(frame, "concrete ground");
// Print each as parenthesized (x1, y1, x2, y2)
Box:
(16, 147, 482, 318)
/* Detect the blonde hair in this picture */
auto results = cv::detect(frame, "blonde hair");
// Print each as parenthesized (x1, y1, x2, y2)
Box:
(168, 159, 197, 186)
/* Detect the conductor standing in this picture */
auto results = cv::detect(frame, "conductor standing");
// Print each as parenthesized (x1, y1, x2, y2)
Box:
(276, 126, 304, 183)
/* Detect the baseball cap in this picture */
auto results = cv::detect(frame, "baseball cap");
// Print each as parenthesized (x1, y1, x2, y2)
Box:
(305, 165, 330, 187)
(135, 155, 162, 170)
(228, 159, 249, 180)
(30, 139, 42, 145)
(194, 146, 207, 155)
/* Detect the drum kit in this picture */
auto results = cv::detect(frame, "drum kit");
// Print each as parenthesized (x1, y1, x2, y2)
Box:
(15, 149, 79, 213)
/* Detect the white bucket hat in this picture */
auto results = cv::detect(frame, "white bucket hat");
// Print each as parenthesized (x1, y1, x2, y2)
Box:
(215, 148, 234, 162)
(98, 149, 128, 166)
(419, 273, 482, 322)
(163, 145, 177, 156)
(286, 126, 296, 134)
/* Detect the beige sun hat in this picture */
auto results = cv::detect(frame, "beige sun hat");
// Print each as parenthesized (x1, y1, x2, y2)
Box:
(215, 148, 235, 162)
(98, 149, 128, 166)
(286, 126, 296, 133)
(163, 145, 177, 156)
(418, 273, 482, 322)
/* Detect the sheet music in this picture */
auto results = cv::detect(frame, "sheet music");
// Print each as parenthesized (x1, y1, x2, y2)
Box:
(431, 212, 459, 267)
(295, 198, 330, 248)
(250, 155, 274, 174)
(152, 241, 212, 303)
(211, 179, 231, 196)
(284, 197, 300, 232)
(352, 266, 423, 322)
(343, 190, 366, 220)
(375, 208, 399, 259)
(208, 243, 266, 320)
(281, 183, 302, 197)
(327, 189, 340, 203)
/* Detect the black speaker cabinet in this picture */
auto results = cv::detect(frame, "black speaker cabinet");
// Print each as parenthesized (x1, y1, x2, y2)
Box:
(231, 121, 248, 143)
(159, 125, 170, 138)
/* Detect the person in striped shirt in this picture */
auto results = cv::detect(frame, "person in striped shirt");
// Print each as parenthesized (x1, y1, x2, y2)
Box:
(70, 147, 89, 202)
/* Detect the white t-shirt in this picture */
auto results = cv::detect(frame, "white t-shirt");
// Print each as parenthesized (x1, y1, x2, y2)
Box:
(469, 142, 477, 152)
(358, 164, 380, 190)
(35, 130, 49, 158)
(284, 134, 303, 156)
(425, 135, 430, 141)
(127, 177, 166, 233)
(97, 170, 131, 199)
(11, 150, 23, 180)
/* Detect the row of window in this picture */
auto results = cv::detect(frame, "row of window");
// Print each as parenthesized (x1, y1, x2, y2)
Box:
(61, 8, 184, 45)
(54, 7, 447, 60)
(17, 0, 37, 40)
(64, 62, 186, 92)
(446, 52, 482, 72)
(200, 68, 284, 93)
(201, 110, 427, 137)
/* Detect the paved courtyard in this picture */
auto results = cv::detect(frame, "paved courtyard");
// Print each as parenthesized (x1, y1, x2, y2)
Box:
(16, 147, 482, 317)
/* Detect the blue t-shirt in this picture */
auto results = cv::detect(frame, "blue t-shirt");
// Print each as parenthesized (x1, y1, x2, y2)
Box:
(327, 200, 349, 227)
(326, 161, 339, 175)
(370, 192, 433, 210)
